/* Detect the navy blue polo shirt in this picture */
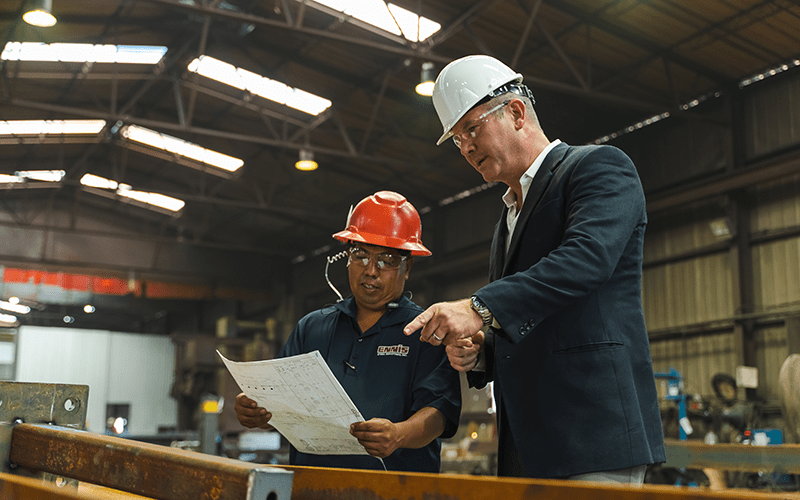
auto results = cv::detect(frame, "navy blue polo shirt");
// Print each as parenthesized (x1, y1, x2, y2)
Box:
(278, 295, 461, 472)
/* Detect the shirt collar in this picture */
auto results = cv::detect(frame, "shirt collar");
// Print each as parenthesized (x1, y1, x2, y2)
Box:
(502, 139, 562, 209)
(333, 294, 412, 328)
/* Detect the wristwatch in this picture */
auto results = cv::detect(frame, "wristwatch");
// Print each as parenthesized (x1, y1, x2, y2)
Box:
(470, 295, 494, 327)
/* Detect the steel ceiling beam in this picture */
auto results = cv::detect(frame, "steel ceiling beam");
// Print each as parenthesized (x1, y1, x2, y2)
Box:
(2, 97, 434, 170)
(511, 0, 543, 68)
(139, 0, 664, 112)
(142, 0, 441, 60)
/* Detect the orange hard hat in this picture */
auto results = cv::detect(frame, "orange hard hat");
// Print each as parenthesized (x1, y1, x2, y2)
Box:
(332, 191, 431, 256)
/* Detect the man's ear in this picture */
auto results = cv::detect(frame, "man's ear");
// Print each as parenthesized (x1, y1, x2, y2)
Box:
(507, 99, 526, 129)
(404, 257, 414, 278)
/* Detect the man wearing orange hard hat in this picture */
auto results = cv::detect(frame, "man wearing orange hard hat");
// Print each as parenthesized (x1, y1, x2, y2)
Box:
(235, 191, 461, 472)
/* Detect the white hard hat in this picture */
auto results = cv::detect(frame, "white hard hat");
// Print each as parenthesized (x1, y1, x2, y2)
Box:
(432, 55, 523, 146)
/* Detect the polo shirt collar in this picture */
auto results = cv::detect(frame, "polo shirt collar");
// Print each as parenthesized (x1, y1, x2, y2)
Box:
(333, 295, 412, 333)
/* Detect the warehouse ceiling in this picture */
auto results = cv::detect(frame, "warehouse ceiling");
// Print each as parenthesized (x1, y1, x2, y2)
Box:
(1, 0, 799, 292)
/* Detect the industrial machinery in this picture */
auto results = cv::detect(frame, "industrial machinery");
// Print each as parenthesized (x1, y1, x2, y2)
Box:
(651, 368, 799, 491)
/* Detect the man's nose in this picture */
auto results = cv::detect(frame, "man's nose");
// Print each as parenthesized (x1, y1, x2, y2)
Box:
(363, 257, 380, 274)
(459, 138, 475, 156)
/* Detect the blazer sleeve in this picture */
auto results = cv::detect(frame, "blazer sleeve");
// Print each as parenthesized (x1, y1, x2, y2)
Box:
(476, 145, 646, 344)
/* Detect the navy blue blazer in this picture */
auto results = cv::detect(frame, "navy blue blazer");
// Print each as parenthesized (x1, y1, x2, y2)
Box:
(469, 142, 666, 478)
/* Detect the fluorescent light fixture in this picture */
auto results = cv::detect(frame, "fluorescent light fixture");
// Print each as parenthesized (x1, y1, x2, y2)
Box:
(117, 185, 185, 212)
(15, 170, 65, 182)
(0, 300, 31, 314)
(81, 173, 185, 213)
(187, 55, 332, 116)
(121, 124, 243, 172)
(300, 0, 441, 42)
(0, 119, 106, 136)
(0, 313, 18, 324)
(0, 174, 24, 184)
(80, 173, 118, 189)
(1, 42, 167, 64)
(23, 0, 56, 27)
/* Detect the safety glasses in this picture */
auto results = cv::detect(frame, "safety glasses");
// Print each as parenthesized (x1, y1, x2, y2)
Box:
(348, 247, 407, 270)
(452, 101, 509, 148)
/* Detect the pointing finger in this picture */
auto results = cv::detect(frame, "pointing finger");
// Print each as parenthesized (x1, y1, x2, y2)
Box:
(403, 307, 434, 336)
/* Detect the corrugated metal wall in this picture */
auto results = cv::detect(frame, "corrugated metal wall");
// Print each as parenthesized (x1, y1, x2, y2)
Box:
(643, 74, 800, 405)
(755, 325, 789, 402)
(751, 175, 800, 311)
(643, 209, 735, 332)
(651, 332, 737, 396)
(745, 77, 800, 159)
(643, 253, 735, 331)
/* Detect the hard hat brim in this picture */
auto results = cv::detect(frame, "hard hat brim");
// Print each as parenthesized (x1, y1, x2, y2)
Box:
(435, 129, 454, 146)
(332, 229, 432, 256)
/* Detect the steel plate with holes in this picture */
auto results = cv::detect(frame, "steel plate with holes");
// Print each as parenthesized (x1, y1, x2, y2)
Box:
(0, 381, 89, 488)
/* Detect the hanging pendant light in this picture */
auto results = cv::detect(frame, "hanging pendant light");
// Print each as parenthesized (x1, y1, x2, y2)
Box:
(295, 148, 318, 171)
(23, 0, 57, 27)
(415, 62, 435, 96)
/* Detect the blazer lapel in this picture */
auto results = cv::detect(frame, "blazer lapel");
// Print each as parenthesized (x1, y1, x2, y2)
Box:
(502, 143, 568, 276)
(489, 207, 507, 281)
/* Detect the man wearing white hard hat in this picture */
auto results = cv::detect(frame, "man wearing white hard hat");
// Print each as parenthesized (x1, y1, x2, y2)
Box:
(236, 191, 461, 472)
(404, 55, 665, 482)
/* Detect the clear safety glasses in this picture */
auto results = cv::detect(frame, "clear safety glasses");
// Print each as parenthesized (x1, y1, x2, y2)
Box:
(348, 247, 407, 270)
(451, 101, 510, 148)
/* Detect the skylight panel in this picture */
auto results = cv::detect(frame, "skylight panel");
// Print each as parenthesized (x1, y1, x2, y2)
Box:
(0, 120, 106, 136)
(1, 42, 168, 64)
(387, 4, 440, 42)
(320, 0, 401, 36)
(300, 1, 441, 42)
(121, 124, 244, 172)
(187, 55, 332, 116)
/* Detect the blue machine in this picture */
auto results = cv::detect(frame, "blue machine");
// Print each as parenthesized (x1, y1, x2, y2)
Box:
(654, 368, 690, 440)
(654, 368, 698, 487)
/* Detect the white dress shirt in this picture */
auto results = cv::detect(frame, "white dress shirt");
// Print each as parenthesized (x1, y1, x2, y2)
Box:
(502, 139, 561, 253)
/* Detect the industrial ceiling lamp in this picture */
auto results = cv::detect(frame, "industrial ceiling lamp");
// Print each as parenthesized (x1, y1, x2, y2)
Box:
(295, 148, 318, 171)
(23, 0, 57, 27)
(415, 62, 435, 96)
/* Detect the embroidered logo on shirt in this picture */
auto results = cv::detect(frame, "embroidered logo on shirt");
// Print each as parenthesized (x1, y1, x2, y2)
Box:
(377, 344, 409, 357)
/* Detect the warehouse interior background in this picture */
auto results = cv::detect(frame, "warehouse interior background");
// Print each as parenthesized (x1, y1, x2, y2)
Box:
(1, 0, 800, 486)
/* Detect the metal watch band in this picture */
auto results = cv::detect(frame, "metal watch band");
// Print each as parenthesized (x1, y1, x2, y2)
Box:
(470, 295, 493, 326)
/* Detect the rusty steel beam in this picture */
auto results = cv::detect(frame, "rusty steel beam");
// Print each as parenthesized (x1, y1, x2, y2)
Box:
(664, 438, 800, 474)
(9, 424, 292, 500)
(0, 472, 90, 500)
(276, 463, 794, 500)
(1, 472, 151, 500)
(9, 422, 800, 500)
